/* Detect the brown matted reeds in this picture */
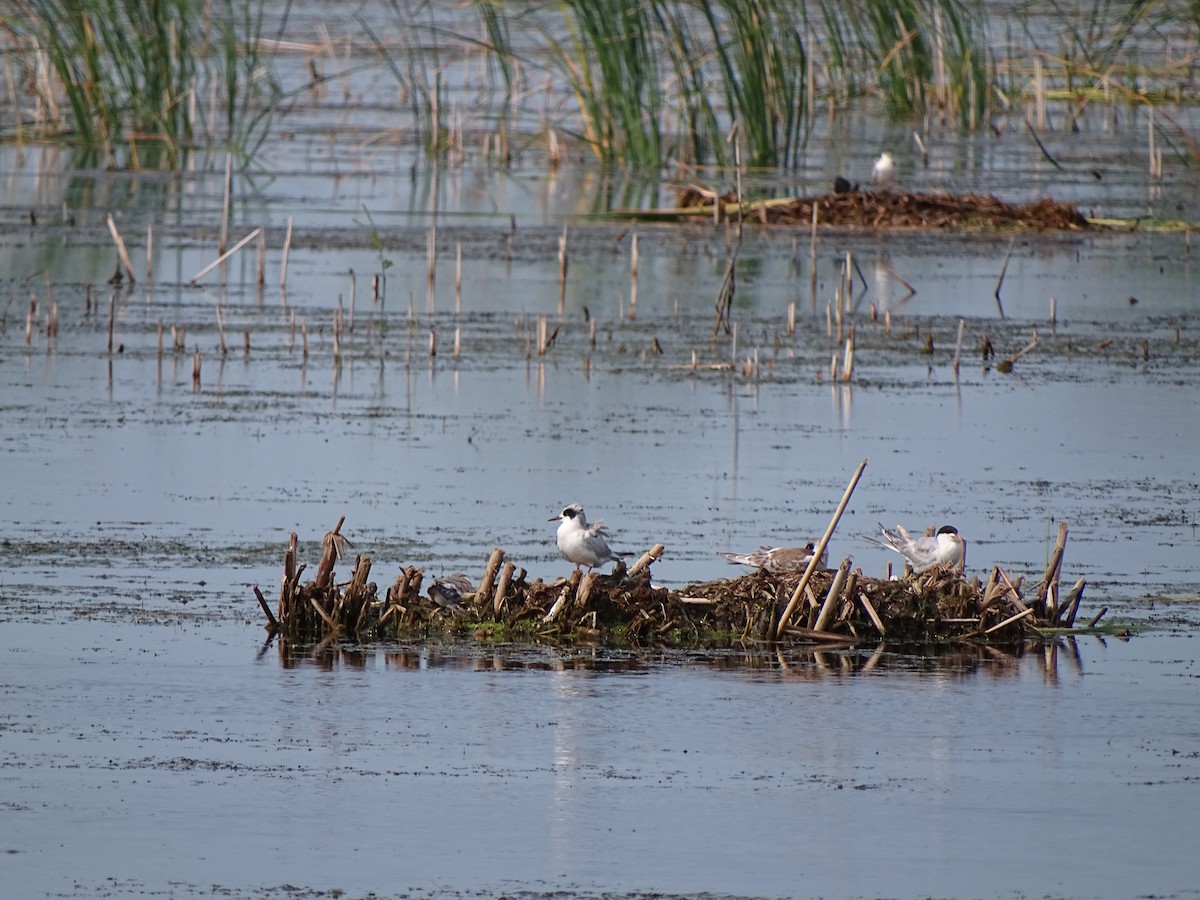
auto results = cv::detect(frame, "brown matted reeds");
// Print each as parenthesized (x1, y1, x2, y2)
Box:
(257, 515, 1091, 648)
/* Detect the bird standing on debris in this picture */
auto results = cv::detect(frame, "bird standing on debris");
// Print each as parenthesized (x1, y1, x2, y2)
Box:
(551, 503, 618, 571)
(868, 524, 964, 573)
(718, 542, 828, 574)
(871, 151, 896, 189)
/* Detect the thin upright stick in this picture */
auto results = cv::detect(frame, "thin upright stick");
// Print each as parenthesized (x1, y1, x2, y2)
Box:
(993, 236, 1015, 318)
(280, 216, 293, 291)
(455, 242, 462, 314)
(219, 151, 232, 255)
(773, 458, 869, 639)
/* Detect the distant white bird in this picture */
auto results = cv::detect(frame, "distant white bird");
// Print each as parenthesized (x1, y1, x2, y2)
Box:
(868, 523, 964, 573)
(550, 503, 618, 571)
(719, 542, 828, 574)
(871, 151, 896, 189)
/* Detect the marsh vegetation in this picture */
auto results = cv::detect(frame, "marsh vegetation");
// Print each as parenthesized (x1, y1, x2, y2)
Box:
(0, 0, 1196, 171)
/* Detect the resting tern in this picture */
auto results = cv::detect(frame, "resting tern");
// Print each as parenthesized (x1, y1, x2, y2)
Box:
(871, 152, 896, 189)
(550, 503, 618, 571)
(869, 523, 964, 573)
(718, 542, 828, 574)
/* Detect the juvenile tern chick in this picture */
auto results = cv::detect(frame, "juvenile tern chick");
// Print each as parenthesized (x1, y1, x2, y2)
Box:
(550, 503, 618, 571)
(868, 524, 964, 573)
(719, 542, 828, 574)
(871, 151, 896, 189)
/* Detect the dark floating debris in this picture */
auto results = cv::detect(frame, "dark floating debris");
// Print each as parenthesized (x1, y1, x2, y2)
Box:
(256, 517, 1090, 648)
(662, 186, 1093, 231)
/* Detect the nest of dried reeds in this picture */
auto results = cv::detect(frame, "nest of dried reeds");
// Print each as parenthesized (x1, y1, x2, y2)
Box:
(254, 517, 1090, 648)
(673, 186, 1092, 231)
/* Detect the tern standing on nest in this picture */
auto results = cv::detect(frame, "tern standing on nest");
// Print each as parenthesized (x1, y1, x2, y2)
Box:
(551, 503, 619, 571)
(871, 151, 896, 189)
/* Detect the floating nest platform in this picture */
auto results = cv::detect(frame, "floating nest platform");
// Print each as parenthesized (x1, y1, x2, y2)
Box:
(255, 517, 1093, 648)
(654, 186, 1093, 231)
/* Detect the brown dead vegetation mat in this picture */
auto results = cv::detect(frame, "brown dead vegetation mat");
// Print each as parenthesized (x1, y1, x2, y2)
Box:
(673, 186, 1092, 231)
(254, 517, 1092, 648)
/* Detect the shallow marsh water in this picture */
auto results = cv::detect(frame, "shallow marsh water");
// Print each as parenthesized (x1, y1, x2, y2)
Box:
(3, 13, 1200, 896)
(3, 621, 1199, 900)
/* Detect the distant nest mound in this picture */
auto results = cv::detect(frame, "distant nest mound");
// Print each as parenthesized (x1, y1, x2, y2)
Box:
(254, 517, 1095, 648)
(673, 185, 1092, 231)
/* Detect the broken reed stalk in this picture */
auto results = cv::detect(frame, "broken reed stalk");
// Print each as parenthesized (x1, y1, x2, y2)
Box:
(314, 515, 347, 589)
(146, 224, 153, 281)
(426, 226, 436, 311)
(558, 224, 568, 311)
(219, 151, 232, 255)
(455, 243, 462, 314)
(494, 561, 516, 617)
(1058, 576, 1087, 627)
(629, 230, 638, 320)
(1035, 520, 1069, 617)
(773, 457, 869, 639)
(984, 606, 1034, 635)
(628, 544, 665, 578)
(188, 227, 264, 284)
(475, 547, 505, 609)
(106, 214, 137, 285)
(253, 585, 280, 633)
(812, 557, 852, 632)
(281, 216, 293, 292)
(858, 591, 886, 635)
(993, 236, 1015, 318)
(215, 304, 227, 354)
(809, 203, 818, 309)
(256, 229, 266, 285)
(953, 318, 965, 374)
(106, 292, 115, 353)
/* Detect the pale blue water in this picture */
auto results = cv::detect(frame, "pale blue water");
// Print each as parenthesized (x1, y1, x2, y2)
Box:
(2, 621, 1198, 900)
(2, 8, 1200, 897)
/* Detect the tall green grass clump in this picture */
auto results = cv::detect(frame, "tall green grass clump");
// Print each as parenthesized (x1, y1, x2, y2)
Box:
(2, 0, 280, 169)
(472, 0, 993, 171)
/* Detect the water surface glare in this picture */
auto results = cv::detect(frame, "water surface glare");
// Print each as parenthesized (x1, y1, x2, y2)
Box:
(3, 622, 1198, 900)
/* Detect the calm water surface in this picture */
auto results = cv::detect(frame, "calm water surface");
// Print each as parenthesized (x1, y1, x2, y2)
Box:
(3, 621, 1199, 900)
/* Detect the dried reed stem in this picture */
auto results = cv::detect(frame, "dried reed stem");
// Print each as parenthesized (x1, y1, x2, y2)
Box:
(984, 606, 1033, 635)
(475, 547, 506, 609)
(1035, 520, 1069, 617)
(280, 216, 293, 291)
(219, 151, 232, 255)
(493, 561, 516, 617)
(628, 544, 665, 578)
(106, 214, 136, 285)
(812, 557, 852, 632)
(774, 457, 869, 639)
(188, 227, 264, 284)
(993, 236, 1015, 318)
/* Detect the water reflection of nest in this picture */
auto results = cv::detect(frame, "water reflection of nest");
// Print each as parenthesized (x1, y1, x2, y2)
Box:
(258, 521, 1090, 648)
(674, 186, 1092, 231)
